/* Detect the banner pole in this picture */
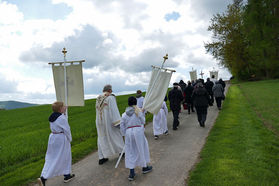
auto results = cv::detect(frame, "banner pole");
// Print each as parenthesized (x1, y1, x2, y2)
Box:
(62, 47, 68, 118)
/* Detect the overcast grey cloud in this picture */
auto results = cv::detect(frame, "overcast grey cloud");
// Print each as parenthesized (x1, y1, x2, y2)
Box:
(0, 78, 18, 94)
(20, 25, 180, 73)
(191, 0, 232, 20)
(1, 0, 232, 104)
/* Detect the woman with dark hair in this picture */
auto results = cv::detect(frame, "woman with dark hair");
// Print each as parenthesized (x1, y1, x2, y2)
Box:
(192, 83, 210, 127)
(120, 96, 152, 181)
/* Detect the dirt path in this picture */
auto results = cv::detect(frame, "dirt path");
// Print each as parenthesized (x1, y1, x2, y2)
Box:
(37, 85, 229, 186)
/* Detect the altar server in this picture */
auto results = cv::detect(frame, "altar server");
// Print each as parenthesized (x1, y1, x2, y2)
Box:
(120, 96, 152, 181)
(38, 101, 75, 186)
(153, 96, 168, 140)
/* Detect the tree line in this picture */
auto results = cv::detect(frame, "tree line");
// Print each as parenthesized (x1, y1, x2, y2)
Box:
(205, 0, 279, 80)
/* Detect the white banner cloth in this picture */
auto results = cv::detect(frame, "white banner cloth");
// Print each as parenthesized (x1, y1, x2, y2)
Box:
(143, 68, 172, 114)
(210, 71, 218, 81)
(52, 63, 84, 106)
(189, 70, 197, 81)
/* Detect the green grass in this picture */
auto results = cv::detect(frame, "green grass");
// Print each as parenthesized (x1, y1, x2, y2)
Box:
(0, 93, 155, 186)
(188, 80, 279, 185)
(238, 79, 279, 133)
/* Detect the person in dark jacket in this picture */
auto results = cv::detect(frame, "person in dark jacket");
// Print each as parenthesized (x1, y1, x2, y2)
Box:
(192, 82, 210, 127)
(212, 81, 224, 110)
(168, 82, 184, 130)
(205, 78, 214, 105)
(178, 80, 186, 92)
(218, 78, 226, 89)
(184, 81, 195, 114)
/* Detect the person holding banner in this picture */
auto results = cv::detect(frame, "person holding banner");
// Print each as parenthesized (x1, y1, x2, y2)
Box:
(38, 102, 75, 186)
(120, 96, 152, 181)
(153, 96, 169, 139)
(168, 82, 184, 130)
(95, 85, 124, 165)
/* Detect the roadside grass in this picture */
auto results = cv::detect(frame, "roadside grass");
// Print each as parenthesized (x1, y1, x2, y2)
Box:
(0, 93, 156, 186)
(187, 82, 279, 185)
(238, 79, 279, 134)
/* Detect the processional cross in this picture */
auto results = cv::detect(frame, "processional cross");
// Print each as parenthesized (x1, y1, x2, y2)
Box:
(199, 70, 204, 79)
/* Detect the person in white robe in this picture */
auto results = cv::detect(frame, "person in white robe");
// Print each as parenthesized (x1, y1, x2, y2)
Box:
(136, 90, 144, 109)
(38, 102, 75, 186)
(153, 96, 168, 140)
(136, 90, 147, 116)
(120, 96, 152, 181)
(95, 84, 124, 165)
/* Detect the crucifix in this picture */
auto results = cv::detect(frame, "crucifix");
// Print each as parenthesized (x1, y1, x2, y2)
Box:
(199, 70, 204, 79)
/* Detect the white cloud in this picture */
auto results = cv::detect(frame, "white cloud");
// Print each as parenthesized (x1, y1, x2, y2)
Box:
(0, 0, 232, 104)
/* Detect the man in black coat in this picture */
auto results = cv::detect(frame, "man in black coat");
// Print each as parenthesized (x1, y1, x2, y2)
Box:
(205, 78, 214, 105)
(168, 82, 184, 130)
(192, 82, 210, 127)
(184, 81, 195, 114)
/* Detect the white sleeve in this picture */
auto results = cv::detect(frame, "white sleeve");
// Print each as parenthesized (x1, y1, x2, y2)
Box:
(109, 96, 121, 126)
(59, 115, 72, 142)
(163, 101, 168, 116)
(139, 111, 146, 124)
(120, 114, 127, 136)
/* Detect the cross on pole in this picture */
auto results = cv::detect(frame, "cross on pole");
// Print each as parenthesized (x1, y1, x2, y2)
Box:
(199, 70, 204, 79)
(161, 53, 168, 68)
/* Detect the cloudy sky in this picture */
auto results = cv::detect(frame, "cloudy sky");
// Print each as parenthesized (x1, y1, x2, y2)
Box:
(0, 0, 232, 104)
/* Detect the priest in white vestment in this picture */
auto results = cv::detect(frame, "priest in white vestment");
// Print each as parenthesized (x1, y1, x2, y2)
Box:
(95, 84, 124, 165)
(153, 97, 169, 140)
(39, 102, 75, 186)
(120, 96, 152, 181)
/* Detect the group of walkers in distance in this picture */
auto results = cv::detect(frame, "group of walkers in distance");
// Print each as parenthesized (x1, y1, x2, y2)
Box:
(38, 76, 226, 185)
(168, 76, 226, 129)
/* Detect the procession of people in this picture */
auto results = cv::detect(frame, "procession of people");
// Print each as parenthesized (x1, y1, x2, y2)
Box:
(38, 76, 226, 185)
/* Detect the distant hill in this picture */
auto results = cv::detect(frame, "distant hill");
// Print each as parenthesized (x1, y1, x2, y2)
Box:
(0, 101, 38, 110)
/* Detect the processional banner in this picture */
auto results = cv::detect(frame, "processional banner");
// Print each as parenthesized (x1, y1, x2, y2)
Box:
(189, 70, 197, 81)
(143, 68, 172, 114)
(52, 63, 84, 106)
(210, 71, 218, 81)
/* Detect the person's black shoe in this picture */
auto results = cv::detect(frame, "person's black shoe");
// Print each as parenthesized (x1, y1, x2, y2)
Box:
(119, 152, 125, 158)
(199, 122, 202, 127)
(154, 135, 159, 140)
(142, 166, 153, 174)
(99, 158, 109, 165)
(173, 128, 177, 130)
(164, 130, 169, 135)
(64, 174, 75, 183)
(37, 177, 46, 186)
(128, 173, 136, 181)
(201, 122, 205, 127)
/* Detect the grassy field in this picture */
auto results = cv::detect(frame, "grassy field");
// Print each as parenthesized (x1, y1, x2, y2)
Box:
(0, 93, 155, 186)
(187, 79, 279, 185)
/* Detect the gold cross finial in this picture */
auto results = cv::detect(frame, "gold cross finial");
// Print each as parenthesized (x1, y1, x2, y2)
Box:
(62, 47, 67, 57)
(163, 54, 168, 62)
